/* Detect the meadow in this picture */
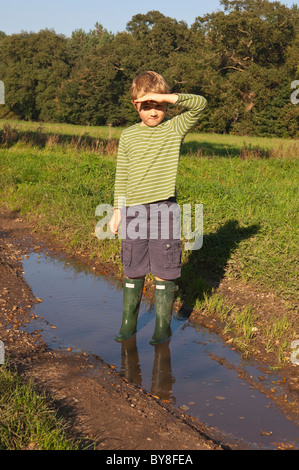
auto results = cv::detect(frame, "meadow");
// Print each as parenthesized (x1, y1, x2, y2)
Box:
(0, 120, 298, 360)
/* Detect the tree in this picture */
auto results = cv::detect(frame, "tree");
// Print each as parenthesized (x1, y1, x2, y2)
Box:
(0, 5, 297, 136)
(0, 29, 70, 121)
(193, 0, 297, 71)
(126, 11, 190, 76)
(189, 0, 299, 135)
(58, 27, 124, 125)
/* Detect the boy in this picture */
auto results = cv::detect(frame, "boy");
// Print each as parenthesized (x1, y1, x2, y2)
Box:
(109, 71, 207, 345)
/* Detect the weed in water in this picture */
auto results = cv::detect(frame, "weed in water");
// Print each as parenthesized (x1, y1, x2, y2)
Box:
(265, 315, 295, 362)
(200, 291, 233, 322)
(232, 305, 258, 340)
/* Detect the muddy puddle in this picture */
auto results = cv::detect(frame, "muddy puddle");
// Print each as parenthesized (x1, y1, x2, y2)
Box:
(21, 249, 299, 450)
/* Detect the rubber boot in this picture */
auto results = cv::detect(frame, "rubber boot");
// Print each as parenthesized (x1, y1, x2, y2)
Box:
(150, 279, 177, 345)
(115, 277, 144, 342)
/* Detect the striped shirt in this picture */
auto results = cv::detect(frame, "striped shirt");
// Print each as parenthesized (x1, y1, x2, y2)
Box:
(113, 94, 207, 208)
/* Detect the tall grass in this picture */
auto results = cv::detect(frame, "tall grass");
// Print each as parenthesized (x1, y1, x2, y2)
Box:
(0, 120, 297, 440)
(0, 120, 298, 300)
(177, 150, 298, 299)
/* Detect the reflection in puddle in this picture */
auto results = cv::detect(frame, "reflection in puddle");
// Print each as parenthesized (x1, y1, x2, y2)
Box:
(120, 337, 175, 402)
(22, 250, 299, 449)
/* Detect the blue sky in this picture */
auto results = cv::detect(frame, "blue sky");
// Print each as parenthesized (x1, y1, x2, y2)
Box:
(1, 0, 297, 37)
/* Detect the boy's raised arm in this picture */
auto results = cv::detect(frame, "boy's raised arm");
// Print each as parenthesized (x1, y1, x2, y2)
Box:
(132, 93, 179, 105)
(171, 94, 207, 137)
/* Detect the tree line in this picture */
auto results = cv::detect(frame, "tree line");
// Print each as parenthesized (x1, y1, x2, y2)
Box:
(0, 0, 298, 137)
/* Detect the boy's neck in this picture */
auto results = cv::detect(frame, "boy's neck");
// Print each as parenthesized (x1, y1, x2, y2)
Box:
(139, 119, 164, 127)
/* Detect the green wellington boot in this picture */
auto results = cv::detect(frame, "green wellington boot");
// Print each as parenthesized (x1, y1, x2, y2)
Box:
(150, 279, 177, 345)
(115, 277, 144, 342)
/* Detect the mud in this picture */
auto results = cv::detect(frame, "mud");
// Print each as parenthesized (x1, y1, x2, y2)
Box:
(0, 207, 229, 450)
(0, 206, 298, 450)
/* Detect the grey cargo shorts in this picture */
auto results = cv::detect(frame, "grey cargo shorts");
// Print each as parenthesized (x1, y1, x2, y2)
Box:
(120, 200, 181, 280)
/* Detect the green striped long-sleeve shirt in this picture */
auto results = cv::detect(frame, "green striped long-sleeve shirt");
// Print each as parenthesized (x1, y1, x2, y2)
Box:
(113, 94, 207, 208)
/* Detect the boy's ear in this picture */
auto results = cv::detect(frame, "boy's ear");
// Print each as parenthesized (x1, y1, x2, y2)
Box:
(131, 100, 138, 110)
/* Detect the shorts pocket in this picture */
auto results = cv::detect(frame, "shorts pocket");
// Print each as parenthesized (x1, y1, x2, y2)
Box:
(162, 240, 181, 269)
(121, 242, 132, 267)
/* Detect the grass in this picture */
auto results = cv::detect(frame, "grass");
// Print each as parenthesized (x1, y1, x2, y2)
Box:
(0, 363, 86, 450)
(183, 131, 298, 157)
(177, 152, 298, 298)
(194, 290, 295, 361)
(0, 120, 297, 296)
(0, 120, 297, 445)
(0, 130, 120, 262)
(0, 118, 123, 140)
(0, 119, 298, 362)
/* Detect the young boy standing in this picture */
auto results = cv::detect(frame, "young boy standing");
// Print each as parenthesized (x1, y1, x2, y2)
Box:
(109, 71, 207, 345)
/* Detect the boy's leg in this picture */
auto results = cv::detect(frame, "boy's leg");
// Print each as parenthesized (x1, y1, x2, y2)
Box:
(149, 201, 181, 345)
(149, 201, 181, 281)
(115, 276, 145, 342)
(150, 277, 177, 345)
(116, 205, 149, 341)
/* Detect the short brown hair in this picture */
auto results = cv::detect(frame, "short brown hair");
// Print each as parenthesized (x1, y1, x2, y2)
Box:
(130, 71, 170, 101)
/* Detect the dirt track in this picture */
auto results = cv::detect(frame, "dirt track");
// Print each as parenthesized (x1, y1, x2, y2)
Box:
(1, 206, 298, 451)
(0, 207, 231, 451)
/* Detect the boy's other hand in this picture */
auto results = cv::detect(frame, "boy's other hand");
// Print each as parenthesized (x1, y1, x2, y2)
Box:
(109, 209, 121, 235)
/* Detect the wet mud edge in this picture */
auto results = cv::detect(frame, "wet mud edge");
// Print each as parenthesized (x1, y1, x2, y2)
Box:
(0, 206, 297, 450)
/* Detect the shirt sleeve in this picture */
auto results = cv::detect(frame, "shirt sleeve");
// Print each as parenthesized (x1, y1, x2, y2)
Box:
(113, 133, 128, 209)
(171, 94, 207, 137)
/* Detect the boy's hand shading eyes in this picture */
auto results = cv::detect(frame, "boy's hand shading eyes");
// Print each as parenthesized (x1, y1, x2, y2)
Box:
(133, 93, 178, 105)
(133, 93, 165, 104)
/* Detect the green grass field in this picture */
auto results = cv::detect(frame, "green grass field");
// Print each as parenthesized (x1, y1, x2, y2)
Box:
(0, 120, 298, 353)
(0, 120, 297, 300)
(0, 120, 298, 443)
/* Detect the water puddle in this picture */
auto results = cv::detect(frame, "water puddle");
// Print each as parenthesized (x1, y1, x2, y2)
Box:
(21, 249, 299, 449)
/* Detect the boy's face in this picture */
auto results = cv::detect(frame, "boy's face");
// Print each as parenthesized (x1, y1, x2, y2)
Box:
(134, 101, 167, 127)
